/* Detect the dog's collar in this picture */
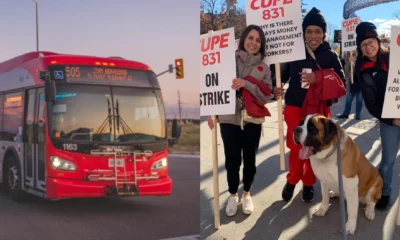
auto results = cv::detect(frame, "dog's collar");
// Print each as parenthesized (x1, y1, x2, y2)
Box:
(321, 136, 342, 160)
(324, 147, 336, 159)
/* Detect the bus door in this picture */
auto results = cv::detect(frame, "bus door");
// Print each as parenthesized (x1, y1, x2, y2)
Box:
(24, 88, 46, 192)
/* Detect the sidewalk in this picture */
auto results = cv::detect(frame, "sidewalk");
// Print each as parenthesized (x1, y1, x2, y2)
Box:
(200, 96, 400, 240)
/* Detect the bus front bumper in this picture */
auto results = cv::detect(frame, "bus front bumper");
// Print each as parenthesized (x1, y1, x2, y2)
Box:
(45, 176, 172, 199)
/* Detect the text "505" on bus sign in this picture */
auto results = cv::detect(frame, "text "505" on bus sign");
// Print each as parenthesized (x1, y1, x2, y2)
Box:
(66, 66, 81, 78)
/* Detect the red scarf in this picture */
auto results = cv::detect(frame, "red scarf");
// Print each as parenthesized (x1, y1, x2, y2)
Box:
(360, 57, 388, 72)
(241, 75, 271, 118)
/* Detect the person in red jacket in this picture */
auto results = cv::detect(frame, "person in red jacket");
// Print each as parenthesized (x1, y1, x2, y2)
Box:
(273, 7, 346, 203)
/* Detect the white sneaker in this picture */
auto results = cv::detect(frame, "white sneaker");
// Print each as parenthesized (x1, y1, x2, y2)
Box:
(241, 195, 254, 215)
(225, 195, 239, 217)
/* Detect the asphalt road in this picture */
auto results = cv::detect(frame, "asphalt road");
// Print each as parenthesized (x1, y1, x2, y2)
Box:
(200, 97, 400, 240)
(0, 154, 199, 240)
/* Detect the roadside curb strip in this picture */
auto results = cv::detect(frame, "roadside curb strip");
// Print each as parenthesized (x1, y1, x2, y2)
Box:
(159, 234, 200, 240)
(169, 153, 200, 158)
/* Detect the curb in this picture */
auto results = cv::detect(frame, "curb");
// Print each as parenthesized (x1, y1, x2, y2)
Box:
(168, 153, 200, 158)
(169, 152, 200, 155)
(159, 235, 200, 240)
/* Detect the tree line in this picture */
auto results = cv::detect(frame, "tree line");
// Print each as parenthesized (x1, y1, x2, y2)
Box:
(200, 0, 308, 39)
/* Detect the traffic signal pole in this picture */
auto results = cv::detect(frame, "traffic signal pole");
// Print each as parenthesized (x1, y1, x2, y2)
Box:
(156, 68, 176, 77)
(156, 59, 184, 79)
(156, 64, 175, 77)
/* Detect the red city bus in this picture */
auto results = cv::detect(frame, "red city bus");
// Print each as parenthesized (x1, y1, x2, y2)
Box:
(0, 51, 172, 201)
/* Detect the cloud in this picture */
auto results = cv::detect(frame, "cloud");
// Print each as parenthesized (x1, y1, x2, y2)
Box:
(367, 18, 400, 36)
(370, 18, 387, 23)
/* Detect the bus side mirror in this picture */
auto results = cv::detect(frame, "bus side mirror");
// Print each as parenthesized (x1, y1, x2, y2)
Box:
(45, 80, 56, 103)
(38, 71, 56, 103)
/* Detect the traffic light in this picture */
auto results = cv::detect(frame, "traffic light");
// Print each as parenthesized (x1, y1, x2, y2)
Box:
(175, 58, 184, 79)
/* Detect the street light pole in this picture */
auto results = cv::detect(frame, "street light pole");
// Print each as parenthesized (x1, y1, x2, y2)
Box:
(33, 0, 39, 51)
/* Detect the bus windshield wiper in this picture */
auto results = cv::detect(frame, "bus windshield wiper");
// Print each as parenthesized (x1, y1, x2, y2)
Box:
(115, 99, 144, 150)
(95, 98, 113, 135)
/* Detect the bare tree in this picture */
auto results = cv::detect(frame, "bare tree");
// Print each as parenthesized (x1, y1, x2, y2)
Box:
(394, 11, 400, 20)
(201, 0, 308, 39)
(327, 22, 338, 49)
(200, 0, 246, 39)
(200, 0, 230, 32)
(301, 0, 308, 19)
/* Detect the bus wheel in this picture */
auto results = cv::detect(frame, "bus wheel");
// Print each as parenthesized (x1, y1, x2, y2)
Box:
(6, 156, 24, 202)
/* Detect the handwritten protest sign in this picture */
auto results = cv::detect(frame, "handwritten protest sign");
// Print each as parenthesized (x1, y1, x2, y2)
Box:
(382, 26, 400, 118)
(341, 17, 360, 52)
(245, 0, 306, 65)
(200, 27, 236, 116)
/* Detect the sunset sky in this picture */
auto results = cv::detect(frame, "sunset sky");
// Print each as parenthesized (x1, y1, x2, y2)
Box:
(0, 0, 199, 119)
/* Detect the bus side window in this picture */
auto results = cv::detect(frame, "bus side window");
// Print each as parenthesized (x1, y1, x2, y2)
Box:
(38, 93, 45, 126)
(3, 91, 24, 141)
(26, 91, 36, 146)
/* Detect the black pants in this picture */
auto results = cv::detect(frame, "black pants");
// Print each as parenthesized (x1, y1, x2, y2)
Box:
(220, 123, 262, 194)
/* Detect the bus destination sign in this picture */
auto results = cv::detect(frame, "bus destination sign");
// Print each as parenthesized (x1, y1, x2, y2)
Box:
(65, 66, 134, 81)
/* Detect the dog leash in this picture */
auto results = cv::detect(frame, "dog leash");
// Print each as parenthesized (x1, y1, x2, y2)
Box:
(336, 131, 347, 240)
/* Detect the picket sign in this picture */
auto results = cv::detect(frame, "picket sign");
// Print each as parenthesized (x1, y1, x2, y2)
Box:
(275, 64, 285, 171)
(208, 30, 220, 230)
(341, 17, 360, 84)
(383, 29, 400, 227)
(380, 25, 400, 226)
(200, 27, 236, 229)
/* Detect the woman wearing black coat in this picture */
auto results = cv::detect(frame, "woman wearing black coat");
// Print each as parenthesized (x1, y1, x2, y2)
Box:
(273, 7, 346, 203)
(355, 22, 398, 211)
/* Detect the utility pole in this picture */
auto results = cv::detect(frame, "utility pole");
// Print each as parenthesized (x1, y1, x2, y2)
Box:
(33, 0, 39, 51)
(177, 90, 182, 120)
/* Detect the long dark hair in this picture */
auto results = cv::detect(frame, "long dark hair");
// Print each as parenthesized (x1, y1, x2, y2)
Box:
(354, 38, 389, 77)
(238, 24, 266, 60)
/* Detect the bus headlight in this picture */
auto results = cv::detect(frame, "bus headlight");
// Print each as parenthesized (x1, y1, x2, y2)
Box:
(151, 157, 167, 170)
(50, 156, 76, 171)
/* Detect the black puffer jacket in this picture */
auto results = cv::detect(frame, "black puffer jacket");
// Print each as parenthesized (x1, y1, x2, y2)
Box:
(349, 72, 361, 93)
(359, 52, 392, 125)
(272, 41, 346, 108)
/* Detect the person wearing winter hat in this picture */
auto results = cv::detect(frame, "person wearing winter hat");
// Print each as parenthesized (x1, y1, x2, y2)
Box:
(355, 21, 395, 211)
(272, 7, 346, 203)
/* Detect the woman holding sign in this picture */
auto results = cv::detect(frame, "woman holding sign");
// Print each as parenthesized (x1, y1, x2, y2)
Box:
(273, 7, 346, 203)
(207, 25, 273, 217)
(354, 22, 395, 211)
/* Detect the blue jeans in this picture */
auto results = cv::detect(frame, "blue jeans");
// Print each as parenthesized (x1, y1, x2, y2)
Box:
(343, 90, 363, 117)
(379, 122, 400, 196)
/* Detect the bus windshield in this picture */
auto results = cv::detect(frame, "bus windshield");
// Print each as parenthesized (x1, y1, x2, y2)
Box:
(48, 84, 166, 143)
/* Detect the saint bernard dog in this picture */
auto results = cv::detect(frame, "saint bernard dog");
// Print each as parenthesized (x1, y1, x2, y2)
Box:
(293, 114, 383, 235)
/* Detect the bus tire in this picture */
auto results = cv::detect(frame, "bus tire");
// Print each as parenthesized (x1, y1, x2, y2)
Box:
(5, 155, 25, 202)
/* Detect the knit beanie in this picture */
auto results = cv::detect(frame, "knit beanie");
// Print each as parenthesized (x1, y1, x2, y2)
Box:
(302, 7, 327, 33)
(356, 22, 379, 46)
